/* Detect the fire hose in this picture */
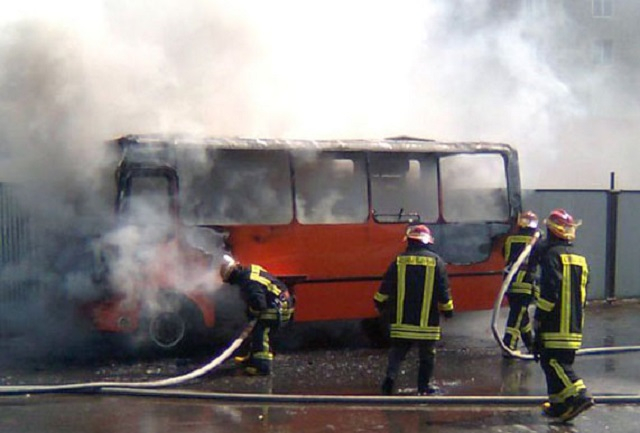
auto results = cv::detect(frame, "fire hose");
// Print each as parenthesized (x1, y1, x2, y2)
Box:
(0, 320, 256, 395)
(491, 232, 640, 360)
(1, 271, 639, 406)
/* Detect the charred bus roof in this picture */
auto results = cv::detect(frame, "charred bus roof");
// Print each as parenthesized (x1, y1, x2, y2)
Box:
(112, 134, 518, 156)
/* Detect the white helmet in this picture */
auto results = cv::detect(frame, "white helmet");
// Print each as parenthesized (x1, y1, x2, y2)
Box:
(219, 254, 239, 282)
(404, 224, 434, 245)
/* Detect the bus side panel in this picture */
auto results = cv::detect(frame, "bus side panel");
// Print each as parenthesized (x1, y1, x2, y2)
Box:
(225, 221, 404, 322)
(225, 221, 406, 282)
(449, 274, 504, 311)
(225, 223, 508, 319)
(292, 281, 379, 322)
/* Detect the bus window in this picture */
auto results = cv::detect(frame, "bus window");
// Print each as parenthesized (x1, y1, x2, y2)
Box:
(179, 149, 292, 225)
(440, 153, 509, 222)
(370, 153, 439, 223)
(122, 176, 173, 226)
(293, 152, 368, 224)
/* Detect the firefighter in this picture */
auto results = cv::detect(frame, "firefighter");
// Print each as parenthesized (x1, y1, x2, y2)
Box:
(374, 224, 454, 396)
(530, 209, 594, 422)
(501, 210, 541, 357)
(219, 255, 295, 376)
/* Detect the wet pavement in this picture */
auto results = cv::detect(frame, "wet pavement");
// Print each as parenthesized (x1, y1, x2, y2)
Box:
(1, 300, 639, 432)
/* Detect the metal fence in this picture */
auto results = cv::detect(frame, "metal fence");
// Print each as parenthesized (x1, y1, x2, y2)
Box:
(0, 184, 35, 302)
(524, 188, 639, 301)
(0, 184, 46, 335)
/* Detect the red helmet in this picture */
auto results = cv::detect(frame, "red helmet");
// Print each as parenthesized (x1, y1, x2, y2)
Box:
(518, 211, 539, 229)
(405, 224, 434, 245)
(544, 208, 582, 240)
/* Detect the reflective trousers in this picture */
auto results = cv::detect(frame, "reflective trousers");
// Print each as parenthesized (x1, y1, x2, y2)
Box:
(503, 293, 534, 351)
(385, 339, 436, 394)
(540, 349, 588, 405)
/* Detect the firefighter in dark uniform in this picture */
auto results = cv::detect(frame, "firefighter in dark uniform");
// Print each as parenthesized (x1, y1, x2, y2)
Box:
(374, 224, 454, 396)
(502, 211, 541, 357)
(531, 209, 594, 422)
(220, 255, 295, 376)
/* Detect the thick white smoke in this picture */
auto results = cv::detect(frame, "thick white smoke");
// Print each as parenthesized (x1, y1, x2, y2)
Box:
(1, 0, 637, 190)
(0, 0, 638, 355)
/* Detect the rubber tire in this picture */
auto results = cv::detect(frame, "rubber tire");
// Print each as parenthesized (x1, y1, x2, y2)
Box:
(139, 293, 206, 355)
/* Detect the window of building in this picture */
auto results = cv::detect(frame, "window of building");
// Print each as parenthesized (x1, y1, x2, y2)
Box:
(592, 39, 614, 65)
(592, 0, 613, 17)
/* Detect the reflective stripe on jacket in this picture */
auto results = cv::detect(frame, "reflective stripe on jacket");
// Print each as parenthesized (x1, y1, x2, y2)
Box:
(374, 244, 453, 341)
(534, 241, 589, 350)
(231, 264, 295, 322)
(503, 230, 539, 297)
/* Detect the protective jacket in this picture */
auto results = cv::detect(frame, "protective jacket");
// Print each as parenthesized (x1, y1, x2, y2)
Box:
(503, 227, 540, 297)
(374, 243, 453, 340)
(228, 264, 295, 324)
(532, 238, 589, 350)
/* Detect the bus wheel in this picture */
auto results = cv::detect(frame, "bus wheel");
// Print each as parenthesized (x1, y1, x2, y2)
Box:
(148, 310, 187, 349)
(140, 294, 205, 354)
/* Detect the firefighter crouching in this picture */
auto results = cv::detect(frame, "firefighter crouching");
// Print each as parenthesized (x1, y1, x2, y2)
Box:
(531, 209, 594, 422)
(502, 210, 541, 357)
(219, 255, 295, 376)
(374, 224, 454, 396)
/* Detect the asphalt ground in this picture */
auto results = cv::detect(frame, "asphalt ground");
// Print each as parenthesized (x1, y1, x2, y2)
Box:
(1, 300, 639, 432)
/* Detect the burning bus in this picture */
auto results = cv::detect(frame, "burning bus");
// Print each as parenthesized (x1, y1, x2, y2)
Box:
(85, 134, 522, 351)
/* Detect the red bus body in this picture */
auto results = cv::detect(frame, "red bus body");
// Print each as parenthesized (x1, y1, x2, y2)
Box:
(226, 221, 505, 322)
(86, 135, 521, 349)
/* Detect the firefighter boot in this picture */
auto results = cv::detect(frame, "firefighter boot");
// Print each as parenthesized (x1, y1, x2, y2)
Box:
(522, 331, 534, 354)
(418, 384, 441, 396)
(243, 355, 272, 376)
(381, 377, 394, 396)
(417, 356, 438, 395)
(558, 393, 595, 423)
(234, 354, 251, 366)
(244, 365, 270, 376)
(541, 401, 566, 419)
